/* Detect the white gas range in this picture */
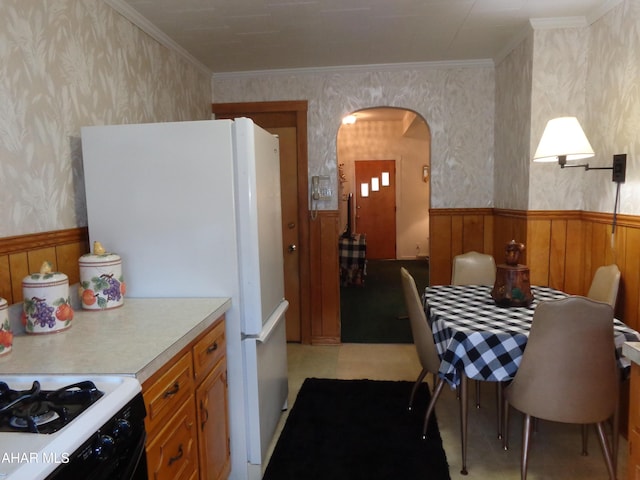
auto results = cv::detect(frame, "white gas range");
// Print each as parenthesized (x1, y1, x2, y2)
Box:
(0, 374, 144, 480)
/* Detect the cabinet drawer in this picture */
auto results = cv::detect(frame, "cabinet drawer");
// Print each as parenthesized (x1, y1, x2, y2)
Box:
(193, 317, 225, 384)
(144, 351, 194, 435)
(146, 400, 198, 480)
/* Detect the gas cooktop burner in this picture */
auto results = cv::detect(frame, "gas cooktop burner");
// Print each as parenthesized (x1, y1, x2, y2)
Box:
(0, 380, 104, 434)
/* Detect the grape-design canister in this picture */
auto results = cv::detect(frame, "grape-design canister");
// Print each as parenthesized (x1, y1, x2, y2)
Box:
(79, 241, 125, 310)
(22, 261, 73, 334)
(0, 298, 12, 355)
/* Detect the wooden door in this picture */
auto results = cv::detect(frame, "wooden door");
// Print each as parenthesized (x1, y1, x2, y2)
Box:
(212, 102, 308, 343)
(355, 160, 396, 259)
(269, 126, 301, 341)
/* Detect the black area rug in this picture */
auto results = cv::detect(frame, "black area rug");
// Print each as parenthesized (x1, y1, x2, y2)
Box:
(263, 378, 450, 480)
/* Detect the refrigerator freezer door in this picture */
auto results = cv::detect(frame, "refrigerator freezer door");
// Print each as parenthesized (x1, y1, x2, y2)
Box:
(242, 301, 289, 465)
(233, 118, 286, 336)
(81, 120, 240, 298)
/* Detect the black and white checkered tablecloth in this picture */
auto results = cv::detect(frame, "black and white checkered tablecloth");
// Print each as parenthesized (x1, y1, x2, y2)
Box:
(339, 234, 367, 286)
(423, 284, 640, 388)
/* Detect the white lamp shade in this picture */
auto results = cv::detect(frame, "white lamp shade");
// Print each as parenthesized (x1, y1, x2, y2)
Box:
(533, 116, 595, 163)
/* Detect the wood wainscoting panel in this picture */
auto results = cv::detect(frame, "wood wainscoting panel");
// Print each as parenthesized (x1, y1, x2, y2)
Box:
(309, 211, 340, 345)
(0, 228, 89, 304)
(429, 209, 493, 286)
(623, 226, 640, 332)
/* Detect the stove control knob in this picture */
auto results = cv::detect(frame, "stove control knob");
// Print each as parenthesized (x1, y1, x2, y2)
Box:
(95, 435, 115, 461)
(112, 418, 132, 439)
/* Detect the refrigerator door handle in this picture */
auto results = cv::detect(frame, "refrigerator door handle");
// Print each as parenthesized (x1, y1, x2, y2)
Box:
(243, 300, 289, 344)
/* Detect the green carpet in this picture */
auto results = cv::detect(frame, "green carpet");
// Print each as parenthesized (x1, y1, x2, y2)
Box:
(340, 259, 429, 343)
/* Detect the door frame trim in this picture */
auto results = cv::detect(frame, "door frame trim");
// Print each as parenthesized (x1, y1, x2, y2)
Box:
(212, 101, 311, 343)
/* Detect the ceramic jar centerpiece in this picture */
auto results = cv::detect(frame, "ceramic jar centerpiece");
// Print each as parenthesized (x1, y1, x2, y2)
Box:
(0, 298, 12, 355)
(491, 240, 534, 307)
(22, 261, 74, 334)
(79, 241, 125, 310)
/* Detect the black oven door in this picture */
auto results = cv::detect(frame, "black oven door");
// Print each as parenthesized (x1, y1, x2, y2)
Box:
(46, 394, 147, 480)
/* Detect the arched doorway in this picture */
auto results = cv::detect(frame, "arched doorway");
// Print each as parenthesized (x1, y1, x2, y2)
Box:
(337, 107, 431, 260)
(337, 107, 431, 343)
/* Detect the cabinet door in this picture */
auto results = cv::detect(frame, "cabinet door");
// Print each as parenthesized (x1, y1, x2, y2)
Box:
(196, 358, 230, 480)
(146, 400, 198, 480)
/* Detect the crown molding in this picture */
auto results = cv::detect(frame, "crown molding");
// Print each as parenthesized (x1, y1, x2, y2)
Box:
(586, 0, 624, 24)
(211, 58, 494, 80)
(103, 0, 212, 76)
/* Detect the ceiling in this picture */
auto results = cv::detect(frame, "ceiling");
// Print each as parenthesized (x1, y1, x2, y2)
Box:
(112, 0, 620, 74)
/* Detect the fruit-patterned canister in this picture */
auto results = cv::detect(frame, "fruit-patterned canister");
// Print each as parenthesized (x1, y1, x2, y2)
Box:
(0, 298, 12, 355)
(22, 261, 73, 334)
(79, 241, 125, 310)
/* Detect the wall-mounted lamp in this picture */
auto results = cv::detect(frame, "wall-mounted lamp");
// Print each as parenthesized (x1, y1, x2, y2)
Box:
(533, 116, 626, 183)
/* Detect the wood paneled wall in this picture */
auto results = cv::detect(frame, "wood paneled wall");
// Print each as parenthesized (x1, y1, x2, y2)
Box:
(309, 211, 341, 345)
(0, 228, 89, 304)
(429, 208, 494, 286)
(431, 208, 640, 331)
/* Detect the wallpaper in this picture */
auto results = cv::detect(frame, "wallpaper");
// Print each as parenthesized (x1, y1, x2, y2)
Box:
(0, 0, 212, 237)
(585, 0, 640, 215)
(528, 27, 590, 211)
(213, 63, 495, 211)
(494, 32, 534, 211)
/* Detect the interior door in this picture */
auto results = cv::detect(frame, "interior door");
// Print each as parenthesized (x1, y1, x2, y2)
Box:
(355, 160, 396, 259)
(268, 126, 301, 342)
(212, 103, 306, 342)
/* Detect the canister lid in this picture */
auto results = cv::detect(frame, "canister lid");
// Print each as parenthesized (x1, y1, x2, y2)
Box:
(22, 261, 68, 285)
(79, 241, 121, 265)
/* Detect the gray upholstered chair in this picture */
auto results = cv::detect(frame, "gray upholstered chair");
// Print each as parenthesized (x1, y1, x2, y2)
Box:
(451, 251, 496, 286)
(400, 267, 446, 438)
(587, 264, 621, 309)
(503, 296, 618, 480)
(452, 251, 497, 408)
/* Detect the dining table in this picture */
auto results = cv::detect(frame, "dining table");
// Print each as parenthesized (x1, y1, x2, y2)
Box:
(423, 284, 640, 475)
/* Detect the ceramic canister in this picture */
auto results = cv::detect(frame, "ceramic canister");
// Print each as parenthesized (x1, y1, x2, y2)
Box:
(22, 263, 73, 334)
(79, 250, 125, 310)
(0, 298, 12, 355)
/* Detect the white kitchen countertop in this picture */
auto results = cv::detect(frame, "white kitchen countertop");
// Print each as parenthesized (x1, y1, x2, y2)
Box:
(0, 297, 231, 384)
(623, 342, 640, 367)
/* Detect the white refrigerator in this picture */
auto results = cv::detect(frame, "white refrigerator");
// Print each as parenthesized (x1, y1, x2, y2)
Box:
(80, 118, 289, 480)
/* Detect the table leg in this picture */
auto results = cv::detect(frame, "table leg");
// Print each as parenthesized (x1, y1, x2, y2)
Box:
(497, 382, 503, 440)
(459, 373, 468, 475)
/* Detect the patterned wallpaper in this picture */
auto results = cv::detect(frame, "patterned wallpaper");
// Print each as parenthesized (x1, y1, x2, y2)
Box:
(215, 0, 640, 216)
(213, 64, 495, 211)
(494, 32, 534, 211)
(497, 0, 640, 214)
(0, 0, 212, 237)
(529, 27, 590, 211)
(585, 0, 640, 215)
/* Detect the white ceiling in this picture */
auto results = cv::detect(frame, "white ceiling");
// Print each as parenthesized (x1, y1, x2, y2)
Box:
(112, 0, 620, 74)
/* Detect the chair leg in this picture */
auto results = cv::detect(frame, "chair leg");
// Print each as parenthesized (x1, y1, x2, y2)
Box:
(582, 424, 589, 456)
(612, 401, 620, 473)
(521, 414, 533, 480)
(408, 368, 428, 411)
(503, 399, 510, 451)
(496, 382, 503, 439)
(475, 380, 481, 408)
(422, 377, 446, 439)
(595, 421, 617, 480)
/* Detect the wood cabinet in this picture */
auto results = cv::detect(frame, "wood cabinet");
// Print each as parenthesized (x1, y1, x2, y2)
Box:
(628, 363, 640, 480)
(143, 315, 230, 480)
